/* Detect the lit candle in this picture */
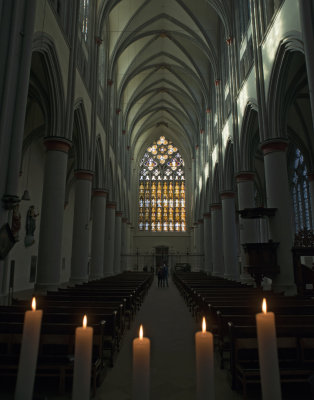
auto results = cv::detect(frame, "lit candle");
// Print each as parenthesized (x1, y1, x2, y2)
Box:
(132, 324, 150, 400)
(195, 317, 215, 400)
(256, 298, 282, 399)
(15, 297, 43, 400)
(72, 315, 93, 400)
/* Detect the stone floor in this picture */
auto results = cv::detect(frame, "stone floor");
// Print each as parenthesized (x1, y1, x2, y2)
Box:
(93, 275, 243, 400)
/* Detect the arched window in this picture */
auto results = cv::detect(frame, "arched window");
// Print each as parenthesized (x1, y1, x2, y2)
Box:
(138, 136, 186, 232)
(291, 148, 312, 233)
(80, 0, 89, 42)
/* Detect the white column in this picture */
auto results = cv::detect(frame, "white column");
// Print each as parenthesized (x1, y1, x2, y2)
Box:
(221, 192, 239, 280)
(262, 140, 296, 294)
(36, 138, 71, 288)
(198, 219, 204, 270)
(114, 211, 122, 274)
(203, 213, 212, 274)
(90, 190, 107, 280)
(70, 170, 93, 282)
(236, 173, 258, 284)
(104, 202, 116, 276)
(211, 204, 224, 277)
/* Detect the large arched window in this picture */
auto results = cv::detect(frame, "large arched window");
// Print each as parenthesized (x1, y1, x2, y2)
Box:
(138, 136, 186, 232)
(291, 148, 312, 233)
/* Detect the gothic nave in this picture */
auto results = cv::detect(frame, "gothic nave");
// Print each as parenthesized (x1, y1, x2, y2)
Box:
(1, 0, 314, 399)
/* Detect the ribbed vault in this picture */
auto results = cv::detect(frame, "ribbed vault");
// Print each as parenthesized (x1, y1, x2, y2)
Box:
(98, 0, 229, 165)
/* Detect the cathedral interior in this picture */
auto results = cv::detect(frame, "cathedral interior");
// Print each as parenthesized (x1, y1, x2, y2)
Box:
(1, 0, 314, 399)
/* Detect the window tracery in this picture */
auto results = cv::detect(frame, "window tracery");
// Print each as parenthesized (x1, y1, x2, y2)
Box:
(138, 136, 186, 232)
(291, 148, 312, 233)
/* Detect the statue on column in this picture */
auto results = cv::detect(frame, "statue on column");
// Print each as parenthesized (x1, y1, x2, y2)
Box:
(11, 204, 21, 241)
(24, 205, 39, 247)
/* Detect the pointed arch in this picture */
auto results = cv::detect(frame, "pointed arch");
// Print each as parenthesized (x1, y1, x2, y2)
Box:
(32, 33, 65, 137)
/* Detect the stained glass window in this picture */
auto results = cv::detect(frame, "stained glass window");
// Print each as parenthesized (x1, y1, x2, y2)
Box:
(291, 148, 312, 233)
(81, 0, 89, 42)
(138, 136, 186, 232)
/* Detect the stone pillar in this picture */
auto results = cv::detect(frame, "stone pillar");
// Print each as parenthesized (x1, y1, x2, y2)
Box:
(36, 138, 71, 288)
(90, 189, 107, 280)
(203, 213, 212, 274)
(236, 173, 258, 284)
(104, 202, 116, 276)
(299, 0, 314, 134)
(211, 204, 224, 277)
(70, 170, 93, 283)
(307, 173, 314, 228)
(262, 140, 296, 294)
(221, 192, 239, 280)
(198, 219, 204, 270)
(114, 211, 123, 274)
(121, 217, 128, 271)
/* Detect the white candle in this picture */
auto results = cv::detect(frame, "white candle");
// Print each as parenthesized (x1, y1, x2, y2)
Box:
(195, 317, 215, 400)
(132, 324, 150, 400)
(15, 297, 43, 400)
(256, 298, 282, 400)
(72, 315, 93, 400)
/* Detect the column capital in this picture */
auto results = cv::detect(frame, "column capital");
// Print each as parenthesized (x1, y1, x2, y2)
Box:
(75, 170, 94, 181)
(220, 191, 235, 199)
(115, 210, 123, 217)
(203, 212, 211, 218)
(235, 172, 255, 183)
(210, 203, 222, 210)
(92, 189, 108, 197)
(44, 137, 72, 153)
(261, 138, 289, 155)
(106, 201, 116, 209)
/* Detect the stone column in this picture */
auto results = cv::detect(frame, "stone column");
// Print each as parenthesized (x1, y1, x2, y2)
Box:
(90, 189, 107, 280)
(198, 219, 204, 270)
(236, 173, 258, 284)
(299, 0, 314, 134)
(262, 139, 296, 294)
(114, 211, 123, 274)
(203, 213, 212, 274)
(211, 204, 224, 277)
(221, 192, 239, 280)
(121, 217, 128, 271)
(104, 202, 116, 276)
(70, 170, 93, 283)
(36, 138, 71, 288)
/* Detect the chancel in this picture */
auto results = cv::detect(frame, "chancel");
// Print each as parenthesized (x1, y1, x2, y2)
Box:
(1, 0, 314, 399)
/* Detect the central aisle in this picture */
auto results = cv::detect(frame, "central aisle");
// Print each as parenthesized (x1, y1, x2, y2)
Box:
(97, 275, 242, 400)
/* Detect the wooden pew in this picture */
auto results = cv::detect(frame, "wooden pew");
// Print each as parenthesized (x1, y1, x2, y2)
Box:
(228, 323, 314, 398)
(0, 320, 106, 396)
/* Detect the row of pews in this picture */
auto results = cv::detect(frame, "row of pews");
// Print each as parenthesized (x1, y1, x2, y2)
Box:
(173, 271, 314, 399)
(0, 271, 153, 397)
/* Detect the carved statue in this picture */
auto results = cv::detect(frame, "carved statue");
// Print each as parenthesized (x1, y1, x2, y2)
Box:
(24, 205, 39, 247)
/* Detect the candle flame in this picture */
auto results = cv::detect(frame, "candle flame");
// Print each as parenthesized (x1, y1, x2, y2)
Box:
(31, 297, 36, 311)
(83, 315, 87, 328)
(139, 325, 143, 340)
(262, 298, 267, 314)
(202, 317, 206, 333)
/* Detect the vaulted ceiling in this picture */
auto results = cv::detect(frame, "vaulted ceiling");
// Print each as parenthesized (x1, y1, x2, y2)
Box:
(99, 0, 230, 162)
